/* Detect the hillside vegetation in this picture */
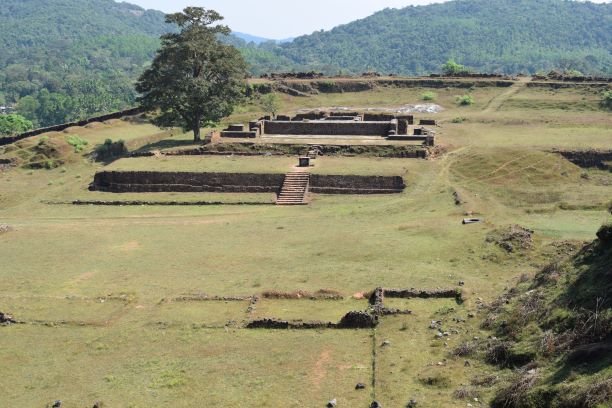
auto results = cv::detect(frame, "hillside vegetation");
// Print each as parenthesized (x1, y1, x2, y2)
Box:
(480, 225, 611, 407)
(266, 0, 612, 76)
(0, 0, 168, 126)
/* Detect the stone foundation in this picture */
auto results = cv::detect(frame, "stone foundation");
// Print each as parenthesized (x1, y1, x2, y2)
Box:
(263, 120, 395, 136)
(91, 171, 406, 195)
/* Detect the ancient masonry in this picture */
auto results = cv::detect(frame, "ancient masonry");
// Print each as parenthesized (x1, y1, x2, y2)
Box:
(220, 111, 436, 146)
(276, 170, 310, 205)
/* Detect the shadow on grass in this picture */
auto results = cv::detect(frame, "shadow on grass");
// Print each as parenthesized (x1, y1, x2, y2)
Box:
(132, 138, 201, 153)
(549, 341, 612, 385)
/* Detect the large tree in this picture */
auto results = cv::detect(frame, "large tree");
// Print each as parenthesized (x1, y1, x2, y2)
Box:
(136, 7, 247, 141)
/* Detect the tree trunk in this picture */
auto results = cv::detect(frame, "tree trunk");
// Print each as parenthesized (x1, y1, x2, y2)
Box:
(193, 118, 201, 142)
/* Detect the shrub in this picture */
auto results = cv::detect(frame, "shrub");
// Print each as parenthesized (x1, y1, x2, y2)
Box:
(601, 91, 612, 110)
(451, 117, 466, 123)
(456, 95, 475, 106)
(66, 135, 88, 153)
(418, 373, 451, 388)
(94, 139, 126, 162)
(453, 386, 480, 400)
(441, 59, 471, 76)
(421, 91, 437, 101)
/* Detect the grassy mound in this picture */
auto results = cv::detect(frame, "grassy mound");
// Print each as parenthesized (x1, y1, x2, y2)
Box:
(480, 225, 612, 407)
(0, 135, 77, 169)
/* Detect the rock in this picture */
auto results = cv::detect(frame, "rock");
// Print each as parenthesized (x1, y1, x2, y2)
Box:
(436, 332, 444, 338)
(92, 402, 103, 408)
(468, 313, 475, 318)
(465, 360, 471, 367)
(458, 281, 465, 286)
(407, 399, 418, 407)
(338, 311, 377, 328)
(381, 340, 391, 347)
(52, 401, 62, 408)
(0, 312, 16, 324)
(355, 383, 366, 390)
(327, 398, 337, 407)
(370, 401, 382, 408)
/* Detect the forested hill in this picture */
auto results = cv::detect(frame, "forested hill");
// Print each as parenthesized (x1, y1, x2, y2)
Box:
(266, 0, 612, 76)
(0, 0, 169, 127)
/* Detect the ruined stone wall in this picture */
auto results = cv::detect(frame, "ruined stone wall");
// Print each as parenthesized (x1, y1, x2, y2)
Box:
(91, 171, 406, 195)
(0, 107, 144, 147)
(263, 120, 392, 136)
(310, 174, 405, 194)
(555, 150, 612, 169)
(91, 171, 285, 193)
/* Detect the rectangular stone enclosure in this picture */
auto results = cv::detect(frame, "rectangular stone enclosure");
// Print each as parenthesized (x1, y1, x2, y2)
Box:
(263, 120, 397, 136)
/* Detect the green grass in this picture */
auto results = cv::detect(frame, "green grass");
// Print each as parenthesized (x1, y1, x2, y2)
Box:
(0, 81, 611, 406)
(107, 155, 296, 174)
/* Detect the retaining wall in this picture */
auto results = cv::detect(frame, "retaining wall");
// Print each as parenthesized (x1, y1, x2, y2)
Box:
(91, 171, 285, 193)
(263, 120, 393, 136)
(91, 171, 406, 194)
(555, 150, 612, 169)
(310, 174, 405, 194)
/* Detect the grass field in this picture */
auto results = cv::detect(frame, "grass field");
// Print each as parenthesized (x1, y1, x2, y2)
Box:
(1, 80, 611, 407)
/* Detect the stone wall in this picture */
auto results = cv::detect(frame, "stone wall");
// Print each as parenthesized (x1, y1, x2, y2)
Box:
(555, 150, 612, 169)
(263, 120, 393, 136)
(310, 174, 405, 194)
(0, 107, 144, 147)
(91, 171, 406, 195)
(91, 171, 285, 193)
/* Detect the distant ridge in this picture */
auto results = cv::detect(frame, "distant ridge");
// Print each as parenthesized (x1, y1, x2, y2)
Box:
(256, 0, 612, 76)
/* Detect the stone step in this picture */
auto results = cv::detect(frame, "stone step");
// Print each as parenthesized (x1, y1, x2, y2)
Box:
(276, 171, 310, 206)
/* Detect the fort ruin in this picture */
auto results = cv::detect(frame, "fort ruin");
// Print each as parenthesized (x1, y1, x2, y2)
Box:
(220, 110, 436, 146)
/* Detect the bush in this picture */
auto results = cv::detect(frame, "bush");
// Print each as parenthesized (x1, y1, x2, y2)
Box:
(442, 59, 471, 76)
(94, 139, 126, 161)
(421, 91, 437, 101)
(451, 117, 466, 123)
(66, 135, 88, 153)
(601, 90, 612, 110)
(456, 95, 475, 106)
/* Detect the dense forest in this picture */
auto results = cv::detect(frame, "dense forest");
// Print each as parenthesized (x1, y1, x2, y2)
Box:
(0, 0, 611, 128)
(267, 0, 612, 76)
(0, 0, 168, 127)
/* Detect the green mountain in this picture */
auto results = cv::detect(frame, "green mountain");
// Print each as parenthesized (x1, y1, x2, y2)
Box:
(267, 0, 612, 76)
(0, 0, 170, 126)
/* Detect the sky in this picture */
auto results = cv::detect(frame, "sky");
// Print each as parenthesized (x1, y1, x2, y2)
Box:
(123, 0, 611, 39)
(121, 0, 449, 38)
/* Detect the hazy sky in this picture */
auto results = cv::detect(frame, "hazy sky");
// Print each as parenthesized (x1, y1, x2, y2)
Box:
(121, 0, 448, 38)
(123, 0, 611, 39)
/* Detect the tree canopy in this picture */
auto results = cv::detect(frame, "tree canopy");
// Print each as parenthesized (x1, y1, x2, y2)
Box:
(0, 114, 33, 136)
(136, 7, 248, 141)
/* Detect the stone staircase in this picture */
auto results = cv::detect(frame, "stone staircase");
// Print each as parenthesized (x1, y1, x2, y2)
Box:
(276, 171, 310, 205)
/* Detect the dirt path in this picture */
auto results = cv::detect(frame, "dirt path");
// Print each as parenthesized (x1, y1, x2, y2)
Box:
(483, 79, 528, 113)
(311, 349, 332, 390)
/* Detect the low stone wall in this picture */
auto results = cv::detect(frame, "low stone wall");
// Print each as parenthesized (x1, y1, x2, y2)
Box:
(263, 120, 393, 136)
(383, 288, 461, 300)
(220, 131, 257, 138)
(91, 171, 285, 193)
(0, 107, 144, 147)
(91, 171, 406, 195)
(310, 174, 405, 194)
